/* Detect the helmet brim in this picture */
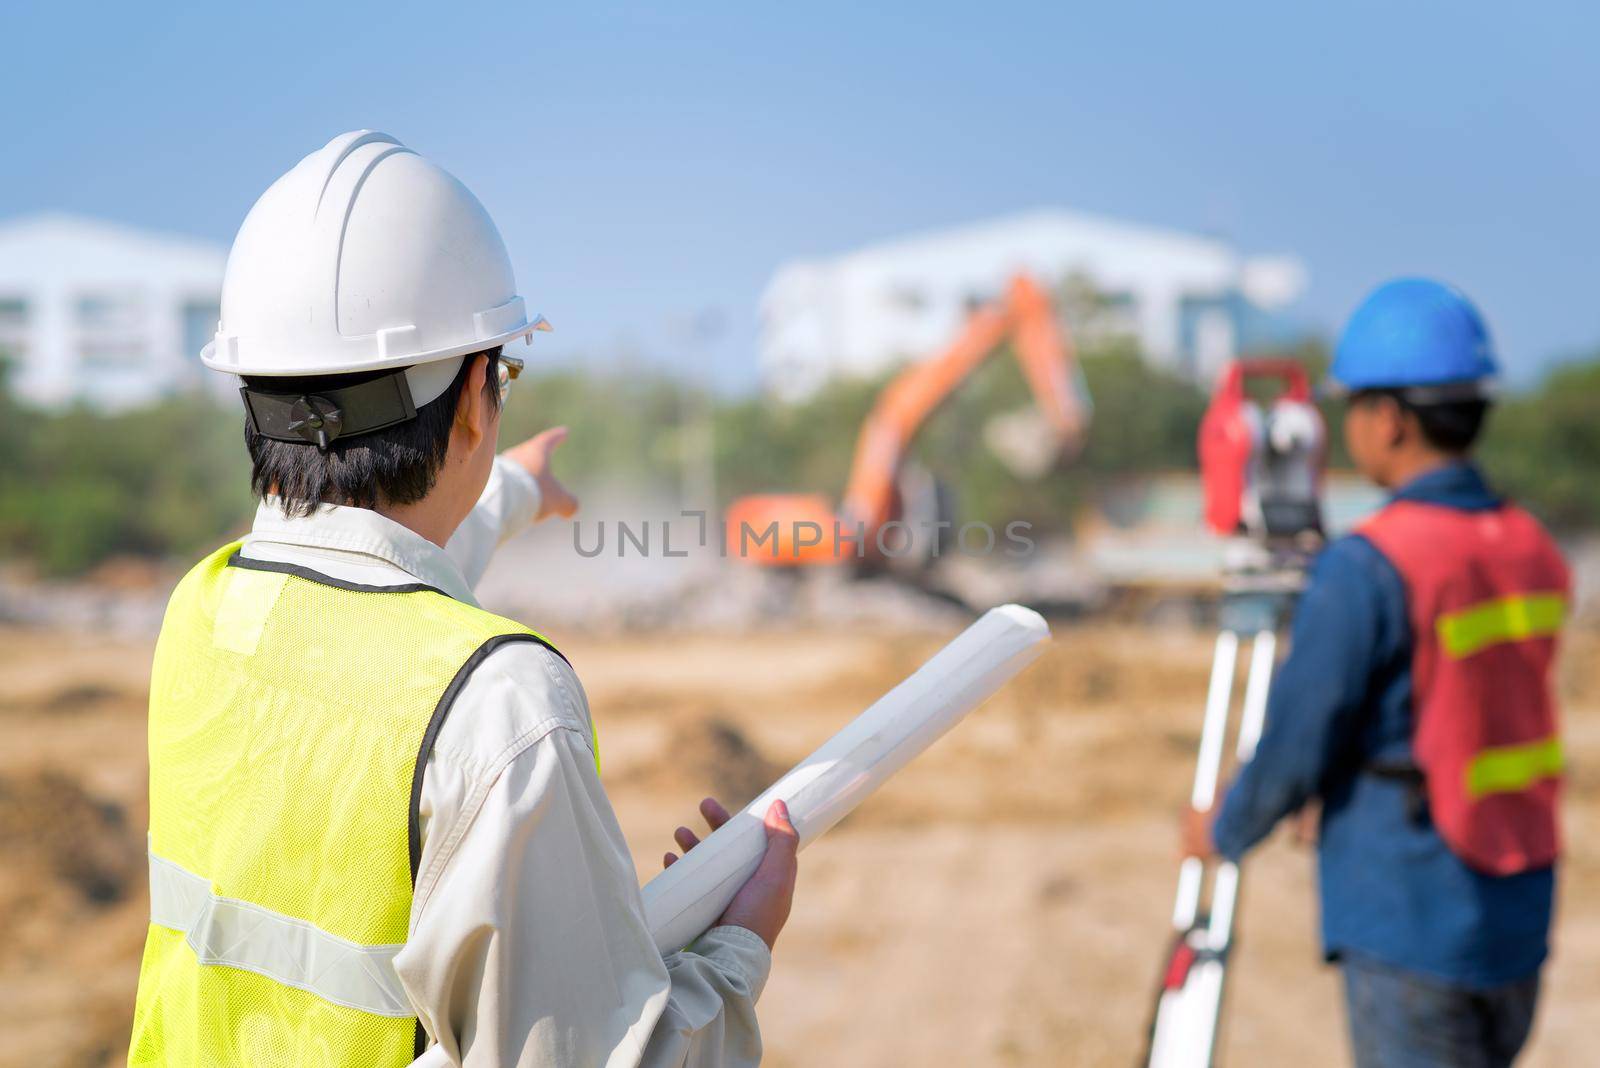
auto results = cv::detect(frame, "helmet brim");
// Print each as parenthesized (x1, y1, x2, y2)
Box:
(200, 314, 551, 378)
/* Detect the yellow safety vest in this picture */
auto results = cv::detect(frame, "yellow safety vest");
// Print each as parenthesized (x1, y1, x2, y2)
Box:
(128, 541, 577, 1066)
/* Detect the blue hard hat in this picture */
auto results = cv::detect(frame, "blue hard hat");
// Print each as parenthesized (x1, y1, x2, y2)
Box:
(1330, 278, 1499, 393)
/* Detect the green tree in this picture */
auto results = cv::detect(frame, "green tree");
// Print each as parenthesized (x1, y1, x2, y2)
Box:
(0, 374, 253, 575)
(1480, 356, 1600, 530)
(3, 341, 1595, 579)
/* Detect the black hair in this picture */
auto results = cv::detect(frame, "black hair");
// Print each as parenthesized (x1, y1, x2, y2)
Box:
(244, 348, 501, 517)
(1352, 388, 1490, 455)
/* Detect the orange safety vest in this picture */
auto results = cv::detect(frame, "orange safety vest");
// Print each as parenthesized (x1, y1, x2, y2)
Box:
(1360, 499, 1569, 875)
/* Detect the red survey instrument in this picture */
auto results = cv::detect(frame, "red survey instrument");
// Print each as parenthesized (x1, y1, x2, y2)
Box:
(1199, 358, 1325, 541)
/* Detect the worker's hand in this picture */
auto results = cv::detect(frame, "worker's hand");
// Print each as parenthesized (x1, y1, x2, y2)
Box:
(1179, 804, 1218, 859)
(718, 800, 800, 951)
(1290, 803, 1321, 848)
(663, 797, 733, 869)
(502, 426, 578, 521)
(661, 797, 800, 950)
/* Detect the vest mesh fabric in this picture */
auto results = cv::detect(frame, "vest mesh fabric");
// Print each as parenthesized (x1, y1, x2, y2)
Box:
(130, 541, 557, 1066)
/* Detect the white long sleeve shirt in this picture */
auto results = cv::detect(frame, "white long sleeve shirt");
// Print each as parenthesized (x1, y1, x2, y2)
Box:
(237, 457, 771, 1068)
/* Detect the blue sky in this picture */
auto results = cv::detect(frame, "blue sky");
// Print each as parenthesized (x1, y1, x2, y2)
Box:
(4, 1, 1596, 389)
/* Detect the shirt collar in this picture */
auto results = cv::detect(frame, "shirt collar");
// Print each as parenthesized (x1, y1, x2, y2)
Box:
(243, 500, 479, 605)
(1390, 461, 1501, 511)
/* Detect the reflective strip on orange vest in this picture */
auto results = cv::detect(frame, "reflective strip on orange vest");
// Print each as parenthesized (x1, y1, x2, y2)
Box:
(1435, 593, 1565, 660)
(1464, 736, 1564, 800)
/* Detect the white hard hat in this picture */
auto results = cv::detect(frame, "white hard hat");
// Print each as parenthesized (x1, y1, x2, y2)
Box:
(203, 130, 548, 407)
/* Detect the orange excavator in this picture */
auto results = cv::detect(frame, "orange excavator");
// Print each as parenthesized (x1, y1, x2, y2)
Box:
(725, 273, 1091, 569)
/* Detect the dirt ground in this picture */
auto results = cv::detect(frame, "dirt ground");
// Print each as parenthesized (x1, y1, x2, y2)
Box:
(2, 621, 1596, 1067)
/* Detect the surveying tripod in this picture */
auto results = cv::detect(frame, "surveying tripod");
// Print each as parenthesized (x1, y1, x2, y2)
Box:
(1142, 545, 1311, 1068)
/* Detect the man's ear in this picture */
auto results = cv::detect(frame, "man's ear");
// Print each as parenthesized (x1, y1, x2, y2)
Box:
(452, 355, 491, 454)
(1376, 394, 1401, 447)
(1390, 398, 1422, 450)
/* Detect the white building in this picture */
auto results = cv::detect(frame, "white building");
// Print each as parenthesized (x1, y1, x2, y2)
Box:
(759, 209, 1308, 400)
(0, 213, 227, 410)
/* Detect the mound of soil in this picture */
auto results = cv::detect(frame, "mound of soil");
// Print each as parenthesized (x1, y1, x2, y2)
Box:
(0, 770, 142, 913)
(664, 716, 783, 811)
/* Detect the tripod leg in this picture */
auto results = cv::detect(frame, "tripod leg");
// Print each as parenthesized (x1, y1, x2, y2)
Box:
(1233, 630, 1276, 761)
(1148, 629, 1239, 1067)
(1172, 630, 1239, 931)
(1206, 629, 1276, 943)
(1189, 628, 1279, 1064)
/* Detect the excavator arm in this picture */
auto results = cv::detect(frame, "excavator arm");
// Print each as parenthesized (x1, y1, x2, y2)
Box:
(839, 273, 1089, 532)
(725, 272, 1089, 567)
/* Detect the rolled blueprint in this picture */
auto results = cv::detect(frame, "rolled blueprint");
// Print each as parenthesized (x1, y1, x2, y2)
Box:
(642, 603, 1051, 953)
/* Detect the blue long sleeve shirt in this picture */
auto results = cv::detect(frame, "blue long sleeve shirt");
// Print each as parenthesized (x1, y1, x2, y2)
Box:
(1211, 462, 1554, 989)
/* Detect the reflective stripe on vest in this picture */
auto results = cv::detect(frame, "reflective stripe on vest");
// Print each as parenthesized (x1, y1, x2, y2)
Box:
(148, 849, 411, 1017)
(1465, 736, 1565, 800)
(1437, 592, 1566, 660)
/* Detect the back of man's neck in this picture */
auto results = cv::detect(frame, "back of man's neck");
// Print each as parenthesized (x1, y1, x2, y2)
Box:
(1383, 453, 1464, 492)
(375, 500, 458, 549)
